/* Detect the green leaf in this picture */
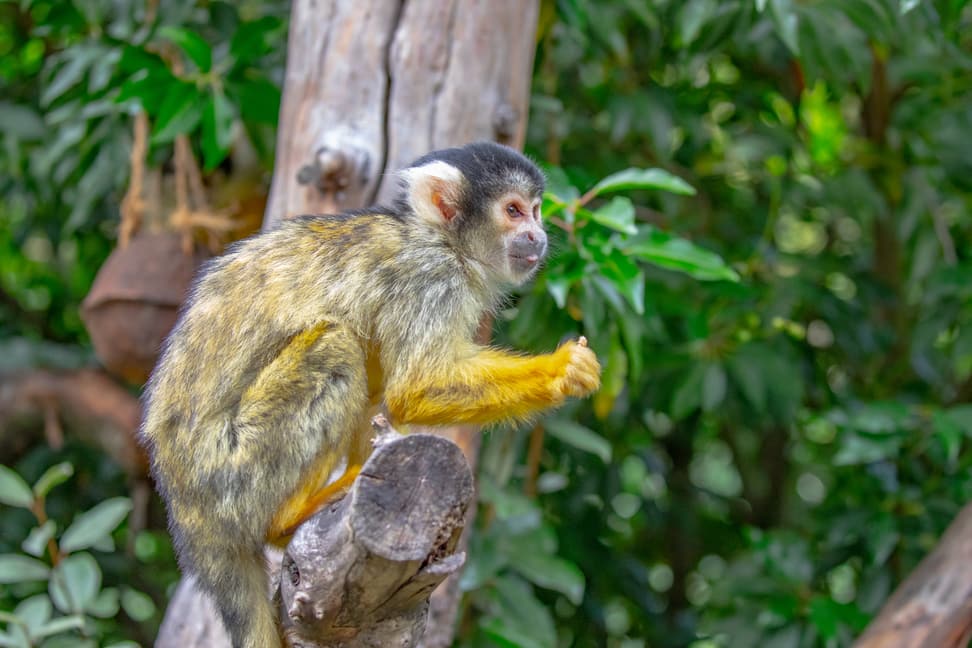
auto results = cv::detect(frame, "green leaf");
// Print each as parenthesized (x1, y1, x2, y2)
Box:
(833, 434, 900, 466)
(593, 334, 627, 419)
(481, 576, 557, 648)
(899, 0, 921, 14)
(727, 345, 768, 414)
(60, 497, 132, 553)
(808, 597, 869, 638)
(589, 167, 695, 197)
(0, 103, 44, 140)
(478, 481, 541, 531)
(22, 521, 56, 558)
(116, 68, 179, 111)
(41, 46, 101, 106)
(702, 363, 727, 412)
(545, 419, 612, 462)
(933, 410, 963, 466)
(150, 82, 204, 143)
(942, 405, 972, 437)
(459, 536, 507, 591)
(0, 554, 51, 583)
(228, 76, 281, 125)
(88, 49, 121, 94)
(671, 363, 706, 420)
(33, 462, 73, 499)
(120, 587, 156, 621)
(593, 248, 645, 314)
(622, 227, 739, 282)
(159, 27, 213, 72)
(49, 553, 101, 614)
(770, 0, 800, 55)
(86, 587, 120, 618)
(589, 196, 637, 234)
(678, 0, 717, 46)
(202, 89, 235, 170)
(545, 276, 571, 309)
(33, 615, 85, 640)
(14, 595, 51, 633)
(510, 552, 585, 605)
(117, 46, 169, 75)
(0, 466, 34, 509)
(229, 16, 282, 65)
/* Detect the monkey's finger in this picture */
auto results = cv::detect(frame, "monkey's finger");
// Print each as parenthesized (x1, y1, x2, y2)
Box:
(578, 336, 588, 347)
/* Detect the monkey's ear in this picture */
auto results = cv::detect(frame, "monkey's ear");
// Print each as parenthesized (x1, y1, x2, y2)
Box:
(401, 161, 464, 226)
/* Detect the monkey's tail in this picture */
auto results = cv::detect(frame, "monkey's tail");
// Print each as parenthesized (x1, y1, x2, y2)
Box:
(187, 538, 282, 648)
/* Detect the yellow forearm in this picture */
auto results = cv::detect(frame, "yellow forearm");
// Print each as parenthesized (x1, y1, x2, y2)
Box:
(386, 345, 587, 426)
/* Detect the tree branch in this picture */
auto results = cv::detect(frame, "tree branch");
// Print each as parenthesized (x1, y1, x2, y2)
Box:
(855, 502, 972, 648)
(0, 368, 145, 477)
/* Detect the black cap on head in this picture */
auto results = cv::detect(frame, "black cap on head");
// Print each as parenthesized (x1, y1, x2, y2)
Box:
(406, 142, 545, 223)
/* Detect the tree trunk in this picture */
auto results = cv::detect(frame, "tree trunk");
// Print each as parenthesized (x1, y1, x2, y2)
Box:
(155, 1, 539, 645)
(264, 0, 538, 228)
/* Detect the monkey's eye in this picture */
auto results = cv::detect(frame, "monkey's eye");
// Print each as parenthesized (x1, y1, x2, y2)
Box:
(506, 203, 522, 218)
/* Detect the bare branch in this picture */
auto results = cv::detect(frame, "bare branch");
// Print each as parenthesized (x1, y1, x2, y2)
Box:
(855, 502, 972, 648)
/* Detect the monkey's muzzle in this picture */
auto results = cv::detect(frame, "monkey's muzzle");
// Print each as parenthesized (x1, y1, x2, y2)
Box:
(509, 230, 548, 274)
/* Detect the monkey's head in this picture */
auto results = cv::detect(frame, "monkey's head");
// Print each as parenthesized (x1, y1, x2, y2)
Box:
(400, 142, 547, 286)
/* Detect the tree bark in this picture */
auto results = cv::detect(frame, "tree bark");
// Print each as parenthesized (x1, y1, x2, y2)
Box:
(854, 502, 972, 648)
(156, 0, 539, 645)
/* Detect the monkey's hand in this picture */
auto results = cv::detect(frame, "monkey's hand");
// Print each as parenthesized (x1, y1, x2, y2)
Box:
(386, 337, 602, 426)
(551, 336, 601, 399)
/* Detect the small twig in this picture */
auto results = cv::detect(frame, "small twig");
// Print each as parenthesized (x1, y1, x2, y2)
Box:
(41, 400, 64, 450)
(30, 499, 61, 566)
(119, 111, 149, 247)
(932, 208, 957, 266)
(524, 423, 545, 497)
(546, 215, 572, 233)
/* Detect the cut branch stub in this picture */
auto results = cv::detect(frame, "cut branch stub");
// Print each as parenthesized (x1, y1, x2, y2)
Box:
(492, 102, 519, 144)
(297, 143, 371, 202)
(278, 429, 474, 648)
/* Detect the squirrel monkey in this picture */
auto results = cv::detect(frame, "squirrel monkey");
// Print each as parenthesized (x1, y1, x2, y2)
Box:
(140, 142, 601, 648)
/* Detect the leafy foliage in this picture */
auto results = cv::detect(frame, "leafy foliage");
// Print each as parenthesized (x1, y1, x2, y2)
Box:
(482, 0, 972, 645)
(0, 461, 151, 647)
(0, 0, 285, 350)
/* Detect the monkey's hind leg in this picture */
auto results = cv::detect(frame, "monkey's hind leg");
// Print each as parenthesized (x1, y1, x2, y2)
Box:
(253, 323, 372, 547)
(266, 464, 361, 544)
(266, 413, 379, 544)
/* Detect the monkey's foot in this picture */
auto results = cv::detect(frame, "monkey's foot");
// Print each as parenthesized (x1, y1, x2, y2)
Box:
(371, 414, 405, 449)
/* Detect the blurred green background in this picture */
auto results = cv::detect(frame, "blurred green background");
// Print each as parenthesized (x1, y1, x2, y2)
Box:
(1, 1, 971, 646)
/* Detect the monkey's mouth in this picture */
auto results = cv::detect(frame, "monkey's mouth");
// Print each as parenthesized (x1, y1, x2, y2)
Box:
(509, 253, 543, 275)
(511, 254, 540, 265)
